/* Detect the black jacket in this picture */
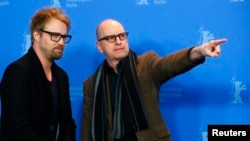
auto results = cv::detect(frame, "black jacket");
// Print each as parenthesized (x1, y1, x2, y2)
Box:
(0, 47, 76, 141)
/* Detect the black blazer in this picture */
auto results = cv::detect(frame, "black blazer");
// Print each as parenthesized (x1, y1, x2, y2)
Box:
(0, 47, 76, 141)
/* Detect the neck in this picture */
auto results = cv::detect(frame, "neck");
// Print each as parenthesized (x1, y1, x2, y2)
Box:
(106, 60, 120, 74)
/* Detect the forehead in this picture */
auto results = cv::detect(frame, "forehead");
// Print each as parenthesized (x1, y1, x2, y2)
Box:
(44, 18, 67, 32)
(99, 20, 125, 35)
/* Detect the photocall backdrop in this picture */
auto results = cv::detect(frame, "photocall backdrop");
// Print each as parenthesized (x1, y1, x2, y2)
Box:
(0, 0, 249, 141)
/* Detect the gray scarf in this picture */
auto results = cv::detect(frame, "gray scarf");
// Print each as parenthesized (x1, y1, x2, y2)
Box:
(90, 50, 149, 141)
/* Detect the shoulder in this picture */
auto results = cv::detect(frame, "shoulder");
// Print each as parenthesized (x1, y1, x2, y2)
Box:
(138, 51, 158, 58)
(84, 75, 94, 86)
(137, 51, 160, 64)
(3, 56, 30, 76)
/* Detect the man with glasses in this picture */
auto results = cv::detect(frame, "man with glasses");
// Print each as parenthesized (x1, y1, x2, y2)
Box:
(0, 7, 76, 141)
(82, 19, 227, 141)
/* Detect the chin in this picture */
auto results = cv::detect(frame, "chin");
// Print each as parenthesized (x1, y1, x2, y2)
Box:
(53, 55, 62, 60)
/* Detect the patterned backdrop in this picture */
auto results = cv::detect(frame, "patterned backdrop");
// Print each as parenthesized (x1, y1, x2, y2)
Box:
(0, 0, 250, 141)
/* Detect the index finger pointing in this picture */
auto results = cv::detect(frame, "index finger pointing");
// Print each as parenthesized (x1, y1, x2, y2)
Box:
(212, 38, 227, 45)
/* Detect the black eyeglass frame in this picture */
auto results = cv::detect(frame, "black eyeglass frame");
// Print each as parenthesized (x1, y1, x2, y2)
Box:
(39, 29, 72, 43)
(98, 32, 129, 43)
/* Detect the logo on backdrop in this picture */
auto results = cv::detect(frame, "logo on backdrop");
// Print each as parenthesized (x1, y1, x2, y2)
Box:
(22, 30, 31, 55)
(230, 0, 245, 2)
(0, 0, 10, 7)
(159, 87, 182, 103)
(136, 0, 167, 5)
(198, 124, 208, 141)
(66, 0, 92, 8)
(198, 26, 214, 45)
(200, 131, 207, 141)
(136, 0, 149, 5)
(154, 0, 167, 4)
(230, 74, 248, 104)
(51, 0, 61, 7)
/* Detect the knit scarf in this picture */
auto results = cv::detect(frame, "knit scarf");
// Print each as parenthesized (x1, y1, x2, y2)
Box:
(90, 50, 148, 141)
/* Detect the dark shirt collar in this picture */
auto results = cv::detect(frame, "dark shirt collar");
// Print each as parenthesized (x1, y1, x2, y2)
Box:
(104, 60, 125, 74)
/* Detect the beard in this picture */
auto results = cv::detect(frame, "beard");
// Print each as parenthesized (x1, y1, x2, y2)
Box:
(52, 47, 64, 60)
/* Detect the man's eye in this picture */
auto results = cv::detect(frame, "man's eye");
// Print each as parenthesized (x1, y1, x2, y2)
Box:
(107, 36, 115, 40)
(120, 34, 125, 37)
(52, 33, 61, 38)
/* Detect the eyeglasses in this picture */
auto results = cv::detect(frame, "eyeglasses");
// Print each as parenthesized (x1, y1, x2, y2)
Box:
(98, 32, 129, 43)
(39, 29, 72, 43)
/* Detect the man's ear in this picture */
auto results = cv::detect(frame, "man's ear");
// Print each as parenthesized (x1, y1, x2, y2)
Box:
(96, 41, 103, 53)
(33, 31, 40, 42)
